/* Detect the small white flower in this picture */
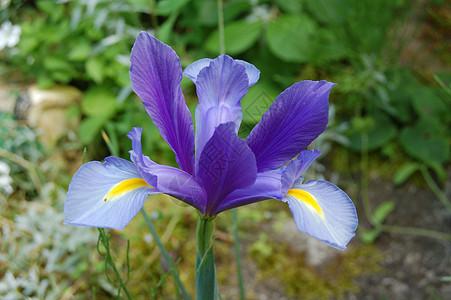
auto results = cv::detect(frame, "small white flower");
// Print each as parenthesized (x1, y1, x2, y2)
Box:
(0, 21, 21, 50)
(0, 161, 13, 194)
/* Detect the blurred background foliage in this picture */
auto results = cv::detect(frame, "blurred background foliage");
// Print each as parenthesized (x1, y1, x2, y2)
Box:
(0, 0, 450, 299)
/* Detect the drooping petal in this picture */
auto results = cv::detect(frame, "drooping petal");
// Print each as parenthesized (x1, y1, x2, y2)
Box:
(197, 122, 257, 216)
(184, 57, 260, 86)
(216, 172, 283, 214)
(192, 55, 250, 161)
(64, 157, 156, 230)
(130, 32, 194, 174)
(246, 80, 335, 172)
(128, 127, 206, 212)
(284, 179, 358, 250)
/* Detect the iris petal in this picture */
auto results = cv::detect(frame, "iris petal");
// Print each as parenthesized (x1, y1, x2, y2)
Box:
(130, 32, 194, 174)
(197, 122, 257, 216)
(246, 80, 335, 172)
(184, 57, 260, 86)
(64, 157, 156, 230)
(217, 172, 283, 214)
(280, 149, 321, 194)
(234, 59, 260, 86)
(128, 127, 207, 212)
(193, 55, 249, 162)
(284, 180, 358, 250)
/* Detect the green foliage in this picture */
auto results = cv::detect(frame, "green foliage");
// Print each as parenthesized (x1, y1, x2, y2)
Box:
(1, 0, 450, 296)
(250, 239, 382, 299)
(361, 201, 396, 244)
(206, 20, 262, 55)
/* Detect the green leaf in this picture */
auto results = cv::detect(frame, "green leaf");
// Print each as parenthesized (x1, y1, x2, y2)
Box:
(240, 81, 279, 138)
(81, 87, 118, 118)
(156, 0, 191, 16)
(393, 162, 420, 185)
(68, 41, 91, 61)
(85, 58, 104, 84)
(399, 119, 449, 165)
(304, 0, 345, 25)
(43, 56, 71, 71)
(360, 228, 381, 244)
(79, 116, 107, 144)
(198, 0, 251, 26)
(411, 87, 447, 119)
(206, 21, 262, 55)
(373, 201, 395, 224)
(158, 13, 178, 43)
(265, 14, 317, 63)
(276, 0, 303, 14)
(428, 162, 447, 184)
(347, 112, 397, 151)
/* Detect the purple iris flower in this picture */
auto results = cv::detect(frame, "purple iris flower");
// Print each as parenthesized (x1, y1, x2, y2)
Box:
(64, 32, 357, 250)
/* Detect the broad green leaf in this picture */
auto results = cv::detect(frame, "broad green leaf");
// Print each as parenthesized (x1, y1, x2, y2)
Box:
(79, 116, 107, 144)
(399, 119, 449, 165)
(393, 162, 420, 185)
(276, 0, 303, 14)
(240, 81, 279, 138)
(411, 87, 447, 119)
(265, 15, 317, 63)
(156, 0, 190, 16)
(428, 162, 447, 184)
(43, 56, 71, 71)
(304, 0, 345, 25)
(81, 87, 118, 118)
(347, 112, 397, 152)
(198, 0, 252, 26)
(206, 21, 262, 55)
(360, 228, 381, 244)
(85, 58, 104, 84)
(158, 13, 178, 43)
(68, 41, 91, 61)
(373, 201, 395, 224)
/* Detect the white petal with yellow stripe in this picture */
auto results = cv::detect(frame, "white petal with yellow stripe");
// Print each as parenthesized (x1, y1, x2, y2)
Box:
(64, 157, 157, 230)
(284, 179, 358, 250)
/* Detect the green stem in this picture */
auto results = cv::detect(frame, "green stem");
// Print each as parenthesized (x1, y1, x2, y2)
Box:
(378, 224, 451, 241)
(217, 0, 225, 55)
(360, 132, 451, 241)
(421, 166, 451, 214)
(141, 209, 191, 300)
(232, 209, 245, 300)
(195, 216, 218, 300)
(97, 228, 133, 299)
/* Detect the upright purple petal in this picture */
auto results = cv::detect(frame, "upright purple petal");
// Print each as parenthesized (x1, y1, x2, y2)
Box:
(130, 32, 194, 174)
(197, 123, 257, 216)
(184, 57, 260, 86)
(183, 58, 213, 84)
(246, 80, 335, 172)
(128, 127, 206, 212)
(234, 59, 260, 86)
(187, 55, 250, 162)
(64, 157, 157, 230)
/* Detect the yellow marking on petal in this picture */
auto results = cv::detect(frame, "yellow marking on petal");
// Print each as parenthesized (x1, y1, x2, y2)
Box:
(287, 188, 324, 217)
(104, 178, 151, 202)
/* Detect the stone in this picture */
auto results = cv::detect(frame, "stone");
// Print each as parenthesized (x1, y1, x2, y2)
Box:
(27, 85, 82, 149)
(277, 221, 338, 267)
